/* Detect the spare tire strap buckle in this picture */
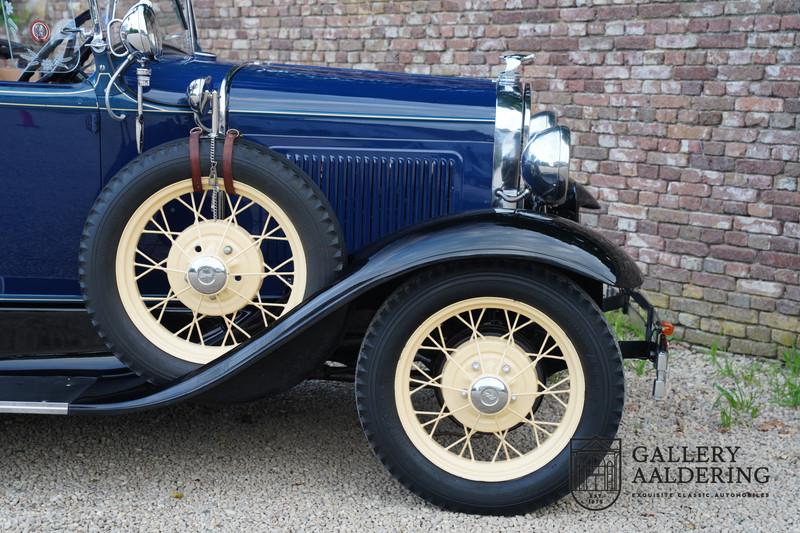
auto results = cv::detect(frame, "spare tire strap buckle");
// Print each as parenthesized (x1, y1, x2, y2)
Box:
(222, 129, 240, 196)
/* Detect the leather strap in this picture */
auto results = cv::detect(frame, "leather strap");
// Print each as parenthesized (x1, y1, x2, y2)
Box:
(222, 129, 240, 195)
(189, 127, 203, 193)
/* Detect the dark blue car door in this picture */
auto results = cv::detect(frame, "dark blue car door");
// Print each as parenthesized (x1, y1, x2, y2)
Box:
(0, 80, 101, 300)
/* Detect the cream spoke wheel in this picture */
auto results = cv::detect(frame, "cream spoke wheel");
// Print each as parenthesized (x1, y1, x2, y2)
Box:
(395, 297, 585, 482)
(116, 179, 307, 364)
(355, 268, 623, 513)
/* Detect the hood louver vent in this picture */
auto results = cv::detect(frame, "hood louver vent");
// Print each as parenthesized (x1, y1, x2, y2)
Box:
(284, 150, 460, 252)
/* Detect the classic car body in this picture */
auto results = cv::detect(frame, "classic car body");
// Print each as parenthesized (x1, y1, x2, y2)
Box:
(0, 0, 670, 514)
(2, 56, 497, 300)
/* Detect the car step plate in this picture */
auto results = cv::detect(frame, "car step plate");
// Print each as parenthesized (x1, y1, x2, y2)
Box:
(0, 376, 97, 414)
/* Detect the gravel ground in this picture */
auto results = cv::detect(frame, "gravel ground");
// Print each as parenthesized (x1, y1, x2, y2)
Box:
(0, 345, 797, 532)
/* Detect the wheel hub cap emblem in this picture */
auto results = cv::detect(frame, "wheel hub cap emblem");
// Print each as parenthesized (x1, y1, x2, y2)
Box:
(187, 256, 227, 295)
(470, 376, 510, 414)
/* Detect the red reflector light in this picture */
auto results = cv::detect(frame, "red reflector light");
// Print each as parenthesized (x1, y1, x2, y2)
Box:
(661, 321, 675, 336)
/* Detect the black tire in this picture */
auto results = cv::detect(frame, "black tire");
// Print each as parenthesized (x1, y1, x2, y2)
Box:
(80, 137, 344, 386)
(355, 264, 623, 515)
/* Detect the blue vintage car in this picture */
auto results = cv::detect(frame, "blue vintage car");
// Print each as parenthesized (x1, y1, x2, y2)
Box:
(0, 0, 670, 514)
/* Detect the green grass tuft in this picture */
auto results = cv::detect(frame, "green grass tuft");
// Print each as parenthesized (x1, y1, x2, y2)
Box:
(707, 337, 799, 429)
(605, 310, 644, 341)
(769, 341, 800, 408)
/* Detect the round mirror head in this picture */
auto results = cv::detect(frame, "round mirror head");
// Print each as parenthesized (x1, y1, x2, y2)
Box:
(120, 0, 162, 59)
(187, 77, 212, 115)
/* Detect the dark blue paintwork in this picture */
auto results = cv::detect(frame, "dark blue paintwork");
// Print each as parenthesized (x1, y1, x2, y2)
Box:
(0, 53, 498, 300)
(0, 79, 101, 297)
(227, 63, 496, 251)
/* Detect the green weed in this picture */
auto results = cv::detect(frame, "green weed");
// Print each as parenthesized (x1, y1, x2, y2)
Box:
(707, 337, 799, 429)
(713, 382, 760, 429)
(624, 358, 649, 377)
(605, 310, 644, 341)
(769, 341, 800, 408)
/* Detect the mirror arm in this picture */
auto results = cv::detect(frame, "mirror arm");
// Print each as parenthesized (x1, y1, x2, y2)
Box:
(105, 54, 137, 121)
(106, 18, 127, 58)
(87, 0, 108, 53)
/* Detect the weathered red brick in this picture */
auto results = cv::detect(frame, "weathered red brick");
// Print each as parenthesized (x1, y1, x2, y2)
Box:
(710, 245, 757, 262)
(733, 216, 783, 235)
(666, 239, 710, 257)
(691, 272, 736, 291)
(735, 97, 784, 112)
(614, 35, 656, 50)
(760, 252, 800, 269)
(675, 66, 718, 80)
(696, 34, 747, 49)
(689, 213, 733, 229)
(671, 181, 713, 198)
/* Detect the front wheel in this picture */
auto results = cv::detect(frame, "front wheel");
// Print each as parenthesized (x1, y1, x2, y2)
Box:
(355, 265, 623, 515)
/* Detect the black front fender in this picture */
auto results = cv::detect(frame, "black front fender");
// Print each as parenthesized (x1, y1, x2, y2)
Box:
(70, 210, 641, 414)
(351, 209, 642, 289)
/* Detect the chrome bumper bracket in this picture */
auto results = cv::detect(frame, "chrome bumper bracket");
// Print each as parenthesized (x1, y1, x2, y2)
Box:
(653, 350, 669, 400)
(610, 289, 671, 400)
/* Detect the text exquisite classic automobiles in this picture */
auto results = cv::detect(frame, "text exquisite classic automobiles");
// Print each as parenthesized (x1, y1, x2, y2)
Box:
(0, 0, 671, 514)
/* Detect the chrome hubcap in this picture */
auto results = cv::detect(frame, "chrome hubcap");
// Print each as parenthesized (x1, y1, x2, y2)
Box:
(469, 375, 510, 414)
(186, 256, 227, 295)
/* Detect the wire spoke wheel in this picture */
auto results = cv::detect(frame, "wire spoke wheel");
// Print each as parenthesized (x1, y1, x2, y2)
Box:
(395, 297, 585, 482)
(357, 267, 622, 513)
(116, 179, 307, 364)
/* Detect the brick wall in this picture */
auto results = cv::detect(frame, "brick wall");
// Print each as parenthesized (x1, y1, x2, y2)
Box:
(195, 0, 800, 357)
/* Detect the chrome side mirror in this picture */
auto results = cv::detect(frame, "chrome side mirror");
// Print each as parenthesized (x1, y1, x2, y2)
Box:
(521, 125, 571, 206)
(119, 0, 162, 59)
(187, 77, 212, 116)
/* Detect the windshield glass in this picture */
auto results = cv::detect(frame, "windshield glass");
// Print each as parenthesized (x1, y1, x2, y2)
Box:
(109, 0, 191, 54)
(0, 1, 91, 80)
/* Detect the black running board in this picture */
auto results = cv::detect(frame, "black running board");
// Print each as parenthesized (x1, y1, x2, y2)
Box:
(0, 355, 150, 414)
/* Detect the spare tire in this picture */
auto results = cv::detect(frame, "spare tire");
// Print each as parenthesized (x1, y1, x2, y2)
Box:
(80, 137, 345, 387)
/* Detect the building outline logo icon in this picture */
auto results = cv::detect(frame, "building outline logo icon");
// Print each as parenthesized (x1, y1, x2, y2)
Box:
(570, 437, 622, 511)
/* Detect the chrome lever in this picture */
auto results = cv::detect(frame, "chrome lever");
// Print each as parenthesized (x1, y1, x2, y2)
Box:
(104, 54, 136, 121)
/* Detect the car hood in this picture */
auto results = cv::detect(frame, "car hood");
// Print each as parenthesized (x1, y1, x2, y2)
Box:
(226, 63, 497, 124)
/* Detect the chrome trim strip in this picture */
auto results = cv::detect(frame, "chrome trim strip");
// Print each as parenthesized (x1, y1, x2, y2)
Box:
(219, 73, 230, 132)
(229, 108, 494, 123)
(522, 85, 532, 145)
(0, 86, 95, 95)
(246, 133, 492, 143)
(0, 102, 97, 109)
(0, 101, 190, 114)
(0, 402, 69, 415)
(491, 53, 532, 208)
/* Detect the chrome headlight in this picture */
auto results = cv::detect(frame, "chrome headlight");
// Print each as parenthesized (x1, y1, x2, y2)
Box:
(526, 110, 556, 142)
(493, 53, 570, 207)
(521, 126, 571, 206)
